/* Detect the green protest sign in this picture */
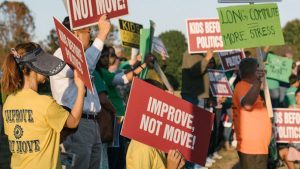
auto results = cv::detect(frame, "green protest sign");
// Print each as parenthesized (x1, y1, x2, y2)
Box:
(217, 3, 284, 49)
(139, 20, 155, 79)
(119, 19, 143, 48)
(266, 53, 293, 83)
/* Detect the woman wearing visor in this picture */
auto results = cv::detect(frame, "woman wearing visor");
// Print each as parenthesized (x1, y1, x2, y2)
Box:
(1, 42, 85, 169)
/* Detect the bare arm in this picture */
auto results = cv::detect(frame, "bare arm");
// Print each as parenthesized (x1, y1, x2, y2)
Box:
(125, 63, 146, 82)
(241, 79, 261, 111)
(64, 70, 86, 128)
(200, 49, 214, 74)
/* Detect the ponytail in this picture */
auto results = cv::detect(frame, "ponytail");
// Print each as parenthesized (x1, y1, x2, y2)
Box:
(1, 53, 23, 95)
(1, 42, 37, 95)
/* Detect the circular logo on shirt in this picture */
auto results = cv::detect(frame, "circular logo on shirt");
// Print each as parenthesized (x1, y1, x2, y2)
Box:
(14, 125, 23, 139)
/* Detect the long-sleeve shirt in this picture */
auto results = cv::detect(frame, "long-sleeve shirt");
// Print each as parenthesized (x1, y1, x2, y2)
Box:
(50, 39, 104, 115)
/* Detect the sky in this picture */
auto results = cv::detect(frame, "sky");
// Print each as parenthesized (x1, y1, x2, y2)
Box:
(3, 0, 300, 41)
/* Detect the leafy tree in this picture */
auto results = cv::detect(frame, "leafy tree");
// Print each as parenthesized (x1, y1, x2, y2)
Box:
(0, 1, 35, 47)
(283, 19, 300, 60)
(0, 1, 35, 65)
(44, 28, 59, 54)
(158, 30, 187, 89)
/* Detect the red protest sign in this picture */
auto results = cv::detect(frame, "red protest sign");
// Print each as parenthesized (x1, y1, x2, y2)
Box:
(218, 50, 245, 71)
(67, 0, 128, 30)
(186, 18, 226, 53)
(274, 108, 300, 143)
(121, 78, 214, 165)
(208, 69, 233, 97)
(53, 17, 93, 93)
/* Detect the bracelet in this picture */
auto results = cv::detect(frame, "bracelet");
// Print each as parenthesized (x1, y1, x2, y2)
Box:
(139, 65, 145, 70)
(132, 70, 138, 76)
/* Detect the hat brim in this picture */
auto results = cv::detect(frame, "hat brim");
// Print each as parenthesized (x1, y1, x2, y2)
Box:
(25, 50, 66, 76)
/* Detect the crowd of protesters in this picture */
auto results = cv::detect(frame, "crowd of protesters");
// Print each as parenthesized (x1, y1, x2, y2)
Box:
(0, 13, 300, 169)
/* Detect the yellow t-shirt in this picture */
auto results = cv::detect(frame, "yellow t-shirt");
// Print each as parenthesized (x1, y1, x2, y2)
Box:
(3, 89, 69, 169)
(126, 140, 166, 169)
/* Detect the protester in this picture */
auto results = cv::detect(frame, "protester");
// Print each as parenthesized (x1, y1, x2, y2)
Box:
(95, 45, 155, 169)
(49, 15, 111, 169)
(284, 74, 300, 107)
(126, 79, 185, 169)
(1, 42, 85, 169)
(232, 58, 272, 169)
(181, 50, 216, 169)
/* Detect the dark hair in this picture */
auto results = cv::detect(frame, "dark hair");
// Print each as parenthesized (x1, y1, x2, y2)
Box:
(96, 45, 110, 70)
(239, 58, 258, 79)
(1, 42, 39, 95)
(289, 74, 299, 85)
(244, 50, 252, 57)
(63, 17, 71, 31)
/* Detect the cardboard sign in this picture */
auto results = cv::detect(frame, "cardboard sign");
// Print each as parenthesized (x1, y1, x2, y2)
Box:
(53, 17, 93, 93)
(139, 20, 155, 79)
(152, 37, 169, 58)
(186, 18, 225, 53)
(274, 108, 300, 143)
(67, 0, 129, 30)
(218, 49, 245, 71)
(119, 19, 143, 48)
(121, 78, 214, 165)
(218, 0, 281, 2)
(266, 53, 293, 83)
(217, 3, 284, 49)
(208, 69, 233, 97)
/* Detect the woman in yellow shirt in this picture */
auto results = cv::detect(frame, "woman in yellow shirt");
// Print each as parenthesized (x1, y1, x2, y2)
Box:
(1, 42, 85, 169)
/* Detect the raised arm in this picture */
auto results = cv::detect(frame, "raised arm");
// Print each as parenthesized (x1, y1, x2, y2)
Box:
(85, 15, 111, 73)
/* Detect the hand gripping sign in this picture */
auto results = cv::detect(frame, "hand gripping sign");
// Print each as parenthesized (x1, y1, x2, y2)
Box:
(121, 78, 214, 165)
(54, 17, 93, 93)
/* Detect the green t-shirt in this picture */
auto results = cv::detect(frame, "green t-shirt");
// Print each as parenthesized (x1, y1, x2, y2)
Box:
(98, 68, 125, 116)
(119, 60, 131, 70)
(284, 86, 298, 107)
(93, 71, 108, 94)
(266, 78, 280, 90)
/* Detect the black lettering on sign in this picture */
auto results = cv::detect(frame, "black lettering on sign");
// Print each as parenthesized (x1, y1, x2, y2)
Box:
(119, 19, 143, 34)
(223, 31, 247, 46)
(250, 26, 275, 39)
(249, 7, 279, 21)
(220, 9, 247, 24)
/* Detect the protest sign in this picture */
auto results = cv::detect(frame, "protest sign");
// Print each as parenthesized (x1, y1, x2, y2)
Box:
(217, 3, 284, 49)
(119, 19, 143, 48)
(139, 20, 155, 79)
(53, 17, 93, 93)
(186, 18, 225, 53)
(152, 37, 169, 58)
(121, 78, 214, 165)
(274, 109, 300, 143)
(208, 69, 233, 97)
(67, 0, 128, 30)
(218, 0, 281, 2)
(266, 53, 293, 83)
(218, 49, 245, 71)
